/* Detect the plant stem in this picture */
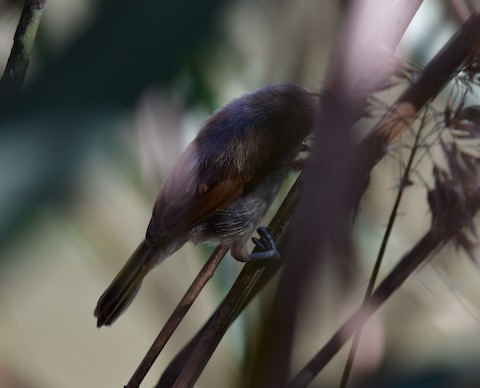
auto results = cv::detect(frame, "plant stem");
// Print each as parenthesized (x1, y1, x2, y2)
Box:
(126, 245, 228, 388)
(339, 108, 428, 388)
(288, 230, 443, 388)
(0, 0, 47, 98)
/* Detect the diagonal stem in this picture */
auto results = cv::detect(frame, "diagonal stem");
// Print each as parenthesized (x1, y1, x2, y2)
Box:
(0, 0, 47, 98)
(339, 108, 428, 388)
(288, 231, 443, 388)
(126, 245, 229, 388)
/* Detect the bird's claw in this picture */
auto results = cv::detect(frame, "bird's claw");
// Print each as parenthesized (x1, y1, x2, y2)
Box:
(247, 227, 280, 261)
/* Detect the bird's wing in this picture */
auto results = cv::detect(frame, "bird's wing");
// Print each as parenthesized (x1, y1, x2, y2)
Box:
(146, 142, 247, 243)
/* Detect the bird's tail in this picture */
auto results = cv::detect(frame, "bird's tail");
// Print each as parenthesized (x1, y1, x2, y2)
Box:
(94, 240, 156, 327)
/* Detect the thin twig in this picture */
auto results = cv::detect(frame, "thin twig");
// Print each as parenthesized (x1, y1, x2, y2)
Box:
(339, 108, 428, 388)
(125, 245, 229, 388)
(0, 0, 47, 98)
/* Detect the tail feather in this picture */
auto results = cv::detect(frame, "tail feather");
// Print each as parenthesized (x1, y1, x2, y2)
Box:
(94, 240, 155, 327)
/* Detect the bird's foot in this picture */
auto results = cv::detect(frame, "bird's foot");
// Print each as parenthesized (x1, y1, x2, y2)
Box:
(247, 227, 280, 261)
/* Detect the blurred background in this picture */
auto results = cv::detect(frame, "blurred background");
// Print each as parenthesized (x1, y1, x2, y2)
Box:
(1, 0, 480, 387)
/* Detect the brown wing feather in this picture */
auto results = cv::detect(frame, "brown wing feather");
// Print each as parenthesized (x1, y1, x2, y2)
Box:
(146, 142, 246, 243)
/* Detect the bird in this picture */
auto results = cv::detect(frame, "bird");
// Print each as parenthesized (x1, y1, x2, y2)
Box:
(94, 83, 319, 327)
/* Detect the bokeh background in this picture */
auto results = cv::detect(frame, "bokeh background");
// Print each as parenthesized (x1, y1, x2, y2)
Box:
(1, 0, 480, 387)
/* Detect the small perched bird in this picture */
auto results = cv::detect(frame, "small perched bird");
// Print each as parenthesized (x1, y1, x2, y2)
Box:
(94, 83, 318, 327)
